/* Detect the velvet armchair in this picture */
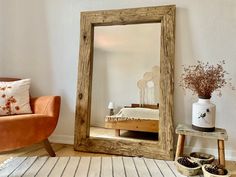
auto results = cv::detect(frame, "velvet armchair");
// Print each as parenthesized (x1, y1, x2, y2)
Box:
(0, 78, 61, 156)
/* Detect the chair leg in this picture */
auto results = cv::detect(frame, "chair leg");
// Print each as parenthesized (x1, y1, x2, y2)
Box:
(43, 139, 56, 157)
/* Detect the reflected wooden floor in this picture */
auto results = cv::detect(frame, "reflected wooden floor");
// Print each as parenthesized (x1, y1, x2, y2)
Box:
(90, 126, 159, 141)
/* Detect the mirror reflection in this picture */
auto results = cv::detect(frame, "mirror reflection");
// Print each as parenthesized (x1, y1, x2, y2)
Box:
(90, 23, 161, 141)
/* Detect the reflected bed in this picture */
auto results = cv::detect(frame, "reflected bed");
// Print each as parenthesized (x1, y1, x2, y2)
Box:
(105, 104, 159, 136)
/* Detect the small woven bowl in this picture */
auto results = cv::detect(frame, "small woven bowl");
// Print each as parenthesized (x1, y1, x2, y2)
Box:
(175, 157, 202, 176)
(190, 152, 215, 165)
(202, 164, 231, 177)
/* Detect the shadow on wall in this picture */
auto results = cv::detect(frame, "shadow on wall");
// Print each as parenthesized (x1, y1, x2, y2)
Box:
(174, 7, 196, 146)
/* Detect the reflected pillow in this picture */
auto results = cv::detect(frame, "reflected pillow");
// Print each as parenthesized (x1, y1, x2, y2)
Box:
(0, 79, 32, 115)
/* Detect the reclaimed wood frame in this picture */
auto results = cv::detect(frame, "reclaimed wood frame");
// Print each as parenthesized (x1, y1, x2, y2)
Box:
(74, 5, 176, 160)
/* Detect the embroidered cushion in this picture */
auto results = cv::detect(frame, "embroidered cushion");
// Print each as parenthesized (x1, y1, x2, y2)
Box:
(0, 79, 32, 115)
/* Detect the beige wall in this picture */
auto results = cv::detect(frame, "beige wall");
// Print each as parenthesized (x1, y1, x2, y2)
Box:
(0, 0, 3, 73)
(1, 0, 236, 160)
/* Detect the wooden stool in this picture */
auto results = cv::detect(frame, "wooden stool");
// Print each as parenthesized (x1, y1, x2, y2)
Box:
(175, 124, 228, 167)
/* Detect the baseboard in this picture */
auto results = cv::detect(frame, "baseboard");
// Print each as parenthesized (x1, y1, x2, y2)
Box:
(49, 135, 236, 161)
(184, 146, 236, 161)
(49, 135, 74, 145)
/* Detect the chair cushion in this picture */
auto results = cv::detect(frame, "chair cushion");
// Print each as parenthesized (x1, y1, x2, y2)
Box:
(0, 79, 32, 116)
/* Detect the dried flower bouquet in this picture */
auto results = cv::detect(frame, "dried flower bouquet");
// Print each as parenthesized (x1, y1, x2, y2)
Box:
(179, 60, 232, 99)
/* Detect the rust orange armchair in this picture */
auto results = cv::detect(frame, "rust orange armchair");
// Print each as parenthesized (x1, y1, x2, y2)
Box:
(0, 78, 61, 156)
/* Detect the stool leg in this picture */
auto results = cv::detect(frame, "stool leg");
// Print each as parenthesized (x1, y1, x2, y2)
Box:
(175, 134, 185, 160)
(217, 139, 225, 167)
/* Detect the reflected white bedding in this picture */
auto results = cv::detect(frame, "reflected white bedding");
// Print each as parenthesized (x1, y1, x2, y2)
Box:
(106, 107, 159, 121)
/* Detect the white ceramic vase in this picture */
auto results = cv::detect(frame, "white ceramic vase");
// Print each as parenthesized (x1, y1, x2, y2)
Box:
(192, 98, 216, 132)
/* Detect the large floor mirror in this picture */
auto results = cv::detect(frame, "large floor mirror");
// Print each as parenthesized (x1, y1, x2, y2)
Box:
(75, 5, 176, 159)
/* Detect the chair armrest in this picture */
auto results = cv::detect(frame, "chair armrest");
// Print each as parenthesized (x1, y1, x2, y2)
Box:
(30, 96, 61, 118)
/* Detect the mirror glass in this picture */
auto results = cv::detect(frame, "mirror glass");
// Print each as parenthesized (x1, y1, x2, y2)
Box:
(90, 23, 161, 141)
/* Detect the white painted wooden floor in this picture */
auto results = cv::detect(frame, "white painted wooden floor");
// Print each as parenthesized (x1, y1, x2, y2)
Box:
(0, 156, 201, 177)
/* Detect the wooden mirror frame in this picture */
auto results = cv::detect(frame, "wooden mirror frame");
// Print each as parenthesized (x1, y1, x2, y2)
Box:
(74, 5, 175, 160)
